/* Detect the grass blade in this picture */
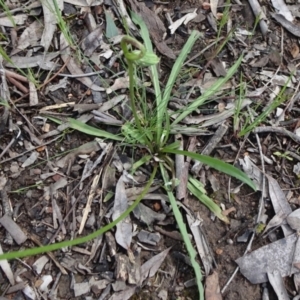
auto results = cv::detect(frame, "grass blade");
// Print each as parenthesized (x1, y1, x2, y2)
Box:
(162, 148, 256, 190)
(188, 177, 229, 223)
(122, 122, 152, 145)
(160, 164, 204, 300)
(132, 155, 152, 173)
(172, 55, 243, 125)
(238, 76, 291, 136)
(156, 31, 201, 142)
(131, 12, 164, 144)
(131, 11, 161, 102)
(68, 118, 123, 141)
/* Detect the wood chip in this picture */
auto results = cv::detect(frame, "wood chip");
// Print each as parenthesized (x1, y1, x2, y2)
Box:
(0, 215, 27, 245)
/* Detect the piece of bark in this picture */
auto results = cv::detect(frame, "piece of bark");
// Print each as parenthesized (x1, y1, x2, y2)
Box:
(0, 215, 27, 245)
(248, 0, 268, 35)
(271, 13, 300, 38)
(0, 244, 15, 285)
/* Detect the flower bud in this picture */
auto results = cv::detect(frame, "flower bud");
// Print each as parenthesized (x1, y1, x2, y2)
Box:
(132, 50, 160, 67)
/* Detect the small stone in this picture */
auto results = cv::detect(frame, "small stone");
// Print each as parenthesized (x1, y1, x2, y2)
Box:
(215, 248, 223, 255)
(227, 239, 234, 245)
(33, 168, 42, 175)
(42, 123, 50, 133)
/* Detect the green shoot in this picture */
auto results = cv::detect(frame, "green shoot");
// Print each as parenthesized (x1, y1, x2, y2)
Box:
(273, 151, 293, 161)
(239, 78, 291, 136)
(233, 74, 246, 134)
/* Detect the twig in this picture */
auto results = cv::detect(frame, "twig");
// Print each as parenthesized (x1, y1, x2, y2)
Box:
(13, 57, 71, 104)
(183, 40, 218, 66)
(40, 57, 71, 93)
(5, 70, 28, 82)
(254, 126, 300, 144)
(78, 174, 101, 234)
(0, 0, 39, 17)
(7, 76, 29, 93)
(0, 58, 10, 128)
(56, 70, 104, 78)
(22, 125, 42, 146)
(8, 98, 40, 135)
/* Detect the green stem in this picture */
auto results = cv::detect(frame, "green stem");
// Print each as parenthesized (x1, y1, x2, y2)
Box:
(128, 60, 143, 137)
(121, 36, 151, 149)
(0, 165, 158, 261)
(160, 163, 204, 300)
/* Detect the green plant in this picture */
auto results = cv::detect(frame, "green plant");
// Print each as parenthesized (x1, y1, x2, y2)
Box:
(9, 182, 44, 194)
(273, 151, 293, 161)
(238, 80, 291, 137)
(233, 74, 246, 134)
(216, 0, 231, 41)
(0, 13, 256, 300)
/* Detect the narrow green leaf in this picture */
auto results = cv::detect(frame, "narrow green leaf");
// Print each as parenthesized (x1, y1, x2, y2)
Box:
(172, 55, 243, 125)
(188, 178, 229, 223)
(131, 12, 163, 143)
(157, 31, 201, 142)
(67, 118, 123, 141)
(122, 122, 151, 145)
(239, 76, 290, 136)
(162, 148, 256, 190)
(131, 11, 162, 102)
(132, 155, 152, 173)
(188, 176, 207, 194)
(160, 164, 203, 300)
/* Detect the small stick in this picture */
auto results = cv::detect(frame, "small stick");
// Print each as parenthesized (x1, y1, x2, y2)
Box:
(7, 76, 29, 93)
(254, 126, 300, 144)
(5, 70, 28, 82)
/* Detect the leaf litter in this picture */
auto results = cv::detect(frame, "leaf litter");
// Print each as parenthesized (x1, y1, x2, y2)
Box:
(1, 0, 300, 299)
